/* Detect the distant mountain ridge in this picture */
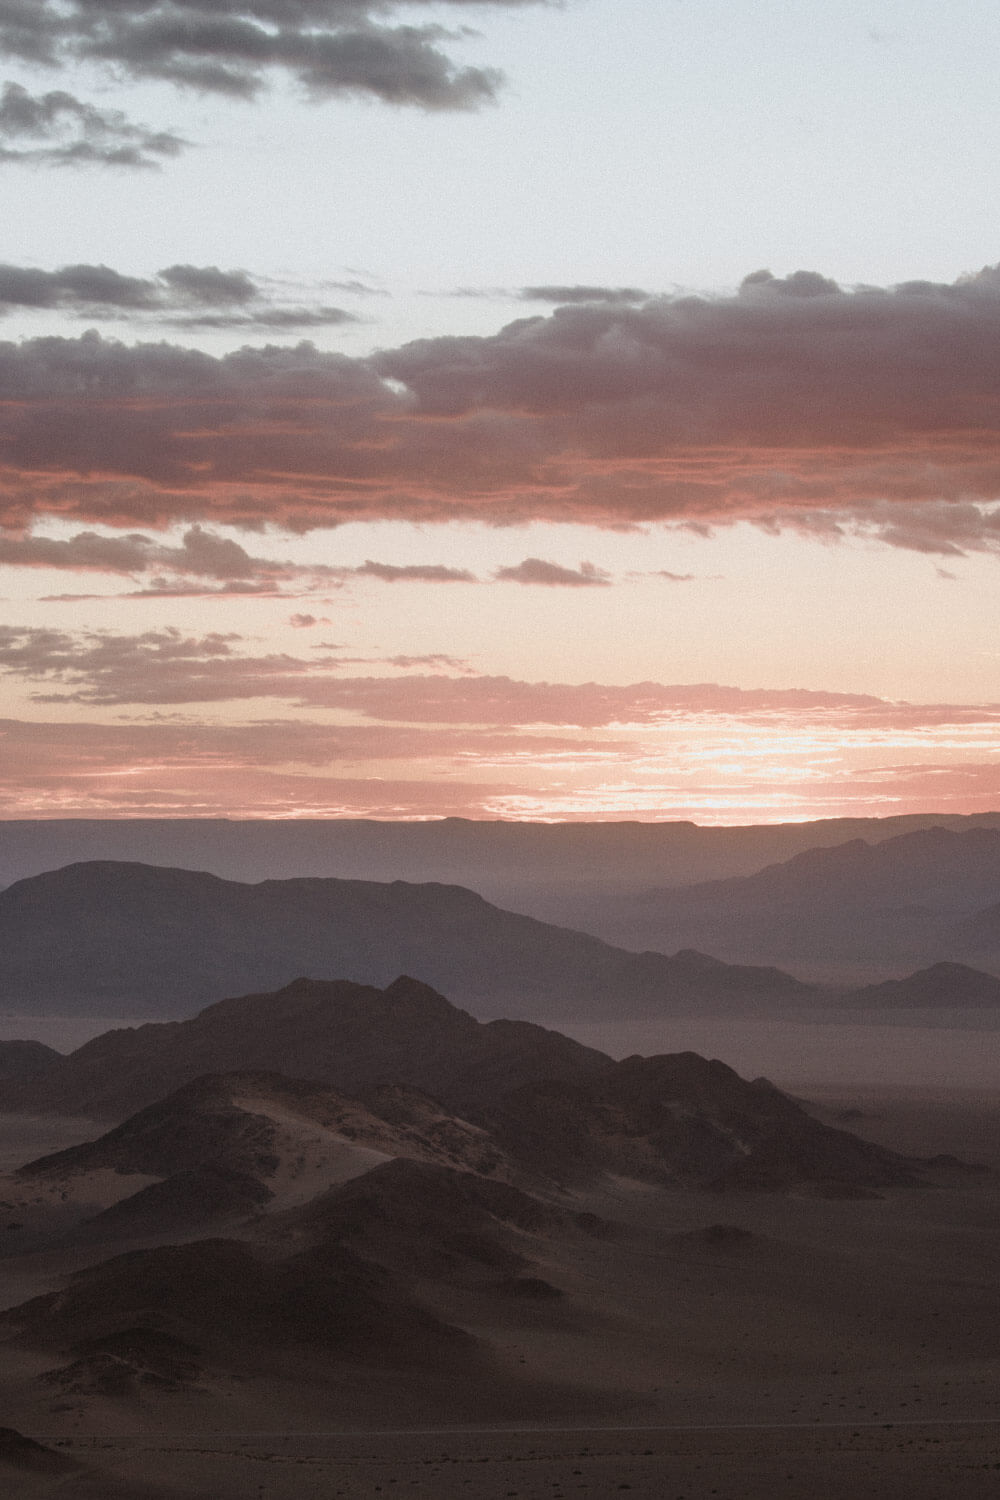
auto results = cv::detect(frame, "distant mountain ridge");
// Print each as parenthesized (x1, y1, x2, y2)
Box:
(0, 859, 818, 1022)
(574, 826, 1000, 981)
(4, 811, 1000, 906)
(846, 963, 1000, 1010)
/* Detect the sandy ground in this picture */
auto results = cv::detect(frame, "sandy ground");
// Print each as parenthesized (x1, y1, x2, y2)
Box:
(0, 1116, 102, 1175)
(229, 1094, 395, 1208)
(0, 1421, 993, 1500)
(2, 1088, 1000, 1498)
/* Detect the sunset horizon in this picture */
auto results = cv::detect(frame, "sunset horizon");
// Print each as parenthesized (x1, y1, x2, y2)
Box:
(4, 3, 1000, 826)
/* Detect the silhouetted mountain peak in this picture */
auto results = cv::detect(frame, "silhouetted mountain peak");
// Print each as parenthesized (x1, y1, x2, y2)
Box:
(849, 962, 1000, 1009)
(3, 976, 610, 1122)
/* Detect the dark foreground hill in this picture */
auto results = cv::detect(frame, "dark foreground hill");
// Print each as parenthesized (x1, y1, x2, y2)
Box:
(0, 996, 954, 1451)
(487, 1052, 918, 1195)
(6, 975, 918, 1201)
(8, 1069, 515, 1245)
(0, 1235, 470, 1367)
(2, 975, 612, 1121)
(0, 859, 818, 1021)
(0, 1054, 922, 1386)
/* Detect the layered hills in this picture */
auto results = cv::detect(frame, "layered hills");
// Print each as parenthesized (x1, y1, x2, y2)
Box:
(0, 1051, 928, 1424)
(0, 971, 967, 1452)
(0, 860, 818, 1021)
(572, 826, 1000, 982)
(5, 811, 1000, 904)
(6, 980, 917, 1199)
(6, 1067, 516, 1244)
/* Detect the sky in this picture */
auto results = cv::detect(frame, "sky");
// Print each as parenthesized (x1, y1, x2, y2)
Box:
(3, 0, 1000, 823)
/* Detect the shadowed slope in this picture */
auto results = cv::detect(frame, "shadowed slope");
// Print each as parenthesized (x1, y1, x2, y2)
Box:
(0, 1041, 61, 1082)
(6, 1067, 513, 1243)
(489, 1052, 918, 1194)
(0, 1236, 469, 1366)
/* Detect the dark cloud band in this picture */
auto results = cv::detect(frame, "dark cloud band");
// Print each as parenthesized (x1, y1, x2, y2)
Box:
(0, 3, 549, 115)
(0, 257, 358, 328)
(3, 267, 1000, 550)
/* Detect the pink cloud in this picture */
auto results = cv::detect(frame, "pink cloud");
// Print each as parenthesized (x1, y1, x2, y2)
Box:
(288, 613, 331, 628)
(5, 624, 1000, 737)
(3, 713, 1000, 823)
(3, 268, 1000, 546)
(353, 560, 476, 583)
(0, 716, 623, 819)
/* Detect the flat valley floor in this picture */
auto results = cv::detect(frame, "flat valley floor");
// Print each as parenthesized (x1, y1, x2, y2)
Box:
(3, 1087, 1000, 1499)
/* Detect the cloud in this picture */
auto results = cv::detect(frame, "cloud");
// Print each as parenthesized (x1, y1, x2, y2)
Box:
(6, 623, 1000, 737)
(353, 560, 476, 583)
(164, 306, 359, 330)
(793, 500, 1000, 557)
(4, 707, 1000, 821)
(494, 558, 611, 586)
(158, 264, 257, 306)
(0, 523, 335, 591)
(518, 285, 650, 304)
(0, 714, 601, 819)
(0, 81, 186, 168)
(0, 257, 357, 328)
(0, 3, 550, 115)
(383, 653, 471, 670)
(288, 612, 330, 628)
(9, 264, 1000, 545)
(652, 570, 696, 582)
(0, 523, 488, 596)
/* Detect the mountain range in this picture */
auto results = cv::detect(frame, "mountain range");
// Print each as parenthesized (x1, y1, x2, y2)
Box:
(4, 812, 1000, 910)
(9, 990, 916, 1196)
(0, 860, 818, 1021)
(564, 826, 1000, 982)
(7, 851, 1000, 1025)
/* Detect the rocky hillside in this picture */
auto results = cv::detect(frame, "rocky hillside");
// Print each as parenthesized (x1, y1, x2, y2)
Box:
(2, 975, 610, 1121)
